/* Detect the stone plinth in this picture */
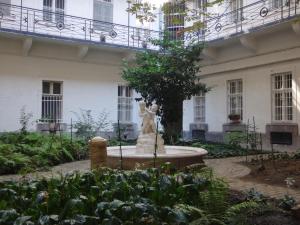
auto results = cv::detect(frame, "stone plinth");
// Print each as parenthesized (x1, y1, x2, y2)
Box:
(136, 133, 165, 154)
(89, 137, 107, 169)
(223, 123, 246, 132)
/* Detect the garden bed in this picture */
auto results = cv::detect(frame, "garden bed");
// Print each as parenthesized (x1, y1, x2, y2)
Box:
(0, 132, 87, 175)
(0, 167, 298, 225)
(241, 158, 300, 189)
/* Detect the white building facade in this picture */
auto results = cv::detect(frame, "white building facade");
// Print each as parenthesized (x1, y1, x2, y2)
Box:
(0, 0, 300, 149)
(185, 0, 300, 150)
(0, 0, 163, 137)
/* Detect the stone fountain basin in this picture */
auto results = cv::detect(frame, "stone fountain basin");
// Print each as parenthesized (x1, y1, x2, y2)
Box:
(106, 145, 208, 170)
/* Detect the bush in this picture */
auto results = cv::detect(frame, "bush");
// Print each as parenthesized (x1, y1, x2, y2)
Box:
(0, 132, 87, 175)
(0, 167, 228, 224)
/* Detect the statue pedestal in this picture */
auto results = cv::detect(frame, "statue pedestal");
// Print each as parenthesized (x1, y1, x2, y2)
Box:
(136, 133, 165, 154)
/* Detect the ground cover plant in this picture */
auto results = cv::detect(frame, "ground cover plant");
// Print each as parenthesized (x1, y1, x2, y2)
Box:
(187, 141, 266, 159)
(0, 132, 87, 175)
(0, 167, 298, 225)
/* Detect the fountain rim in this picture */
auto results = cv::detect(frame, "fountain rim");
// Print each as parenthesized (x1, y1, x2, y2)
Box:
(107, 145, 208, 159)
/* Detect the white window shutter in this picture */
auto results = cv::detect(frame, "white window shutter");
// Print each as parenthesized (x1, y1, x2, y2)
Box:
(0, 0, 11, 16)
(94, 0, 113, 31)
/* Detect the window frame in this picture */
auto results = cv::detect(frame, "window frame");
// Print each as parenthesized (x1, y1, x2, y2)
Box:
(0, 0, 11, 17)
(271, 72, 294, 122)
(194, 91, 206, 123)
(227, 79, 243, 120)
(41, 81, 63, 123)
(43, 0, 65, 22)
(93, 0, 114, 31)
(117, 85, 133, 123)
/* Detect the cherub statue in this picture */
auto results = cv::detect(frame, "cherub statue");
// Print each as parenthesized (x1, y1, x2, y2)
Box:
(139, 101, 158, 134)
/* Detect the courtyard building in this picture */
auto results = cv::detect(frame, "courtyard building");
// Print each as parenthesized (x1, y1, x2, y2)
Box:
(0, 0, 299, 150)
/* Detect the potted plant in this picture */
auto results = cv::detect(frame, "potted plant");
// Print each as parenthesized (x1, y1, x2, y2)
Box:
(228, 113, 241, 123)
(100, 33, 106, 42)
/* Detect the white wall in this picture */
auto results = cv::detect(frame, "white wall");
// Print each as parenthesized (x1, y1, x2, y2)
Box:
(0, 51, 142, 132)
(199, 25, 300, 134)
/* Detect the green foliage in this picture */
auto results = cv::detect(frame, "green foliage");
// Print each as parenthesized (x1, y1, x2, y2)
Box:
(122, 36, 207, 143)
(72, 109, 110, 142)
(278, 195, 297, 210)
(19, 106, 33, 134)
(0, 168, 230, 224)
(122, 34, 208, 143)
(0, 132, 87, 175)
(224, 132, 247, 147)
(192, 142, 246, 158)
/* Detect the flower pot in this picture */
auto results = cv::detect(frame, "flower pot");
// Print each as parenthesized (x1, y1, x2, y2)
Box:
(228, 114, 241, 124)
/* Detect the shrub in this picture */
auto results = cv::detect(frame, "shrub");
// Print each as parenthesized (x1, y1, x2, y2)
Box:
(0, 168, 229, 224)
(0, 132, 87, 175)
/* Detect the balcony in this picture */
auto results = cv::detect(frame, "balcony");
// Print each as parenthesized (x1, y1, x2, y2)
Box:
(186, 0, 300, 43)
(0, 1, 299, 50)
(0, 2, 160, 50)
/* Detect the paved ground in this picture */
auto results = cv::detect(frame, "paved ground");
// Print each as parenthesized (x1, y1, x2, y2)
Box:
(204, 156, 300, 202)
(1, 156, 300, 202)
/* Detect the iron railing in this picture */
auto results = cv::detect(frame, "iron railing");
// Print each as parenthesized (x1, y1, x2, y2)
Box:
(0, 2, 160, 50)
(185, 0, 300, 43)
(0, 1, 299, 48)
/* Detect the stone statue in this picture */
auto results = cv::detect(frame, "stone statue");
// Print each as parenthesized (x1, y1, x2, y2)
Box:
(136, 101, 165, 154)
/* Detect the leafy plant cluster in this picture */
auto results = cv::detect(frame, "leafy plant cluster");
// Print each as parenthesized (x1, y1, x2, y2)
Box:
(0, 168, 298, 225)
(191, 141, 258, 159)
(72, 109, 111, 142)
(0, 132, 87, 175)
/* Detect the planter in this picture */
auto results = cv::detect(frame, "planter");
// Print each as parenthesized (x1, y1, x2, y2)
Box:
(142, 41, 147, 49)
(100, 34, 106, 42)
(228, 114, 241, 124)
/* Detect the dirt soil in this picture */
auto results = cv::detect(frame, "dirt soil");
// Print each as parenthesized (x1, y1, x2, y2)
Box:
(241, 159, 300, 189)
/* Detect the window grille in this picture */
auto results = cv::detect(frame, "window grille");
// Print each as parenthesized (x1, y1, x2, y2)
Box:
(227, 79, 243, 120)
(41, 81, 63, 123)
(163, 1, 185, 41)
(93, 0, 113, 32)
(272, 72, 293, 121)
(118, 85, 133, 123)
(0, 0, 11, 16)
(194, 91, 206, 123)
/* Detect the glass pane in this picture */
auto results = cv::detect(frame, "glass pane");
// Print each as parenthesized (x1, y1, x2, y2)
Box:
(53, 82, 61, 94)
(43, 81, 50, 94)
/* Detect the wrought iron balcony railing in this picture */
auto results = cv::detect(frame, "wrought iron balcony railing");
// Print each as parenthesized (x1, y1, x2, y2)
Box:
(186, 0, 300, 43)
(0, 2, 160, 50)
(0, 1, 299, 49)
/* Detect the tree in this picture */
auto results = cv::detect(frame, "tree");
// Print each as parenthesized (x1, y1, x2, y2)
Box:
(122, 36, 207, 143)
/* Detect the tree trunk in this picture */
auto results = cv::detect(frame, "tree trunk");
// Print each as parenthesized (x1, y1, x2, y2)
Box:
(161, 100, 183, 144)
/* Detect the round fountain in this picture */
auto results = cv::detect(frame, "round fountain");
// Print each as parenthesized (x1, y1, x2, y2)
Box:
(103, 101, 207, 170)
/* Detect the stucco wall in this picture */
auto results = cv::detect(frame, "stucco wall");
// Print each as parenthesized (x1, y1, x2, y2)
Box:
(0, 52, 144, 132)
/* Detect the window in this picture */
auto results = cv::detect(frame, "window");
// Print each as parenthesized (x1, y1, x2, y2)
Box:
(55, 0, 65, 23)
(43, 0, 53, 21)
(43, 0, 65, 22)
(272, 72, 293, 121)
(229, 0, 243, 23)
(194, 91, 205, 123)
(118, 85, 133, 123)
(270, 0, 283, 9)
(163, 1, 185, 40)
(93, 0, 113, 31)
(0, 0, 11, 16)
(42, 81, 63, 123)
(227, 79, 243, 119)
